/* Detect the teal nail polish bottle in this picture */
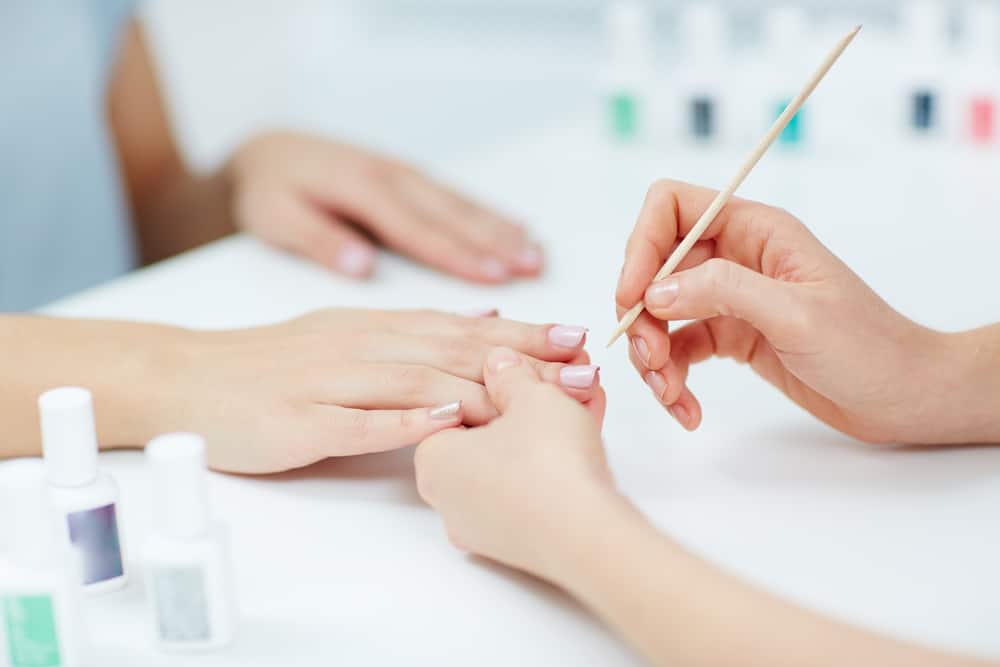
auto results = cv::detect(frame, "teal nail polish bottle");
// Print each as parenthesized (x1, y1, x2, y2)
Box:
(775, 99, 804, 145)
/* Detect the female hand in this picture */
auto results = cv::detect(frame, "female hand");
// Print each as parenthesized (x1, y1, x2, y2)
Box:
(415, 347, 618, 579)
(161, 311, 597, 474)
(226, 132, 542, 282)
(615, 179, 974, 445)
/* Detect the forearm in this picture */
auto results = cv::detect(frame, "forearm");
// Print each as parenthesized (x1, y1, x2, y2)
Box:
(940, 324, 1000, 444)
(546, 498, 989, 667)
(0, 316, 191, 457)
(130, 166, 236, 265)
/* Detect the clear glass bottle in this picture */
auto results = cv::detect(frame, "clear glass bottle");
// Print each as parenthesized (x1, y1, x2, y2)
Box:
(144, 433, 236, 651)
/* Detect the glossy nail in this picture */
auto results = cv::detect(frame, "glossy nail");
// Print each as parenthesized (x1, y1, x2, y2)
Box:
(668, 402, 689, 426)
(632, 337, 650, 367)
(548, 325, 587, 348)
(513, 244, 543, 271)
(429, 401, 463, 420)
(487, 347, 521, 373)
(645, 279, 680, 309)
(334, 244, 376, 277)
(644, 371, 668, 402)
(559, 365, 600, 389)
(480, 257, 509, 281)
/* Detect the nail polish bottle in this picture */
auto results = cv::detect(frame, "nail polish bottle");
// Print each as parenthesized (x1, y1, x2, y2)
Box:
(958, 1, 999, 144)
(602, 0, 653, 143)
(762, 6, 812, 148)
(0, 460, 88, 667)
(900, 1, 951, 139)
(144, 433, 236, 651)
(677, 4, 729, 144)
(39, 387, 127, 594)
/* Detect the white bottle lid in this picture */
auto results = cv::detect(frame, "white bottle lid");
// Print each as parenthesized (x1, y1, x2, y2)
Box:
(606, 0, 653, 73)
(0, 459, 57, 567)
(147, 433, 210, 540)
(39, 387, 99, 488)
(763, 5, 809, 54)
(682, 4, 728, 65)
(902, 1, 949, 56)
(964, 2, 1000, 63)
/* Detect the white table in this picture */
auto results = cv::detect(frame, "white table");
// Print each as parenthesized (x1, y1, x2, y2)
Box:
(46, 116, 1000, 665)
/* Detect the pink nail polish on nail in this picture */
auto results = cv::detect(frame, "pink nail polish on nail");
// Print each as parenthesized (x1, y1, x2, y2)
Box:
(429, 401, 462, 420)
(480, 258, 509, 281)
(559, 365, 599, 389)
(335, 245, 375, 277)
(632, 337, 650, 366)
(644, 371, 668, 402)
(514, 245, 543, 270)
(645, 279, 680, 309)
(548, 325, 587, 348)
(668, 403, 689, 425)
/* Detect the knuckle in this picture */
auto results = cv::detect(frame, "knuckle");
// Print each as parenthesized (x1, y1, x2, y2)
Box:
(346, 410, 371, 445)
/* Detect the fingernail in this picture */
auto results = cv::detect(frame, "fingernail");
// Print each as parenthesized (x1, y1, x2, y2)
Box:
(480, 257, 509, 281)
(459, 308, 499, 318)
(632, 337, 650, 366)
(334, 244, 376, 277)
(429, 400, 462, 420)
(645, 279, 680, 309)
(548, 325, 587, 348)
(559, 365, 599, 389)
(487, 347, 521, 373)
(668, 402, 689, 426)
(513, 244, 543, 270)
(644, 371, 668, 402)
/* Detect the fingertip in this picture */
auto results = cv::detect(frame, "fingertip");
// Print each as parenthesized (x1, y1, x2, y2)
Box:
(333, 243, 377, 278)
(485, 347, 522, 376)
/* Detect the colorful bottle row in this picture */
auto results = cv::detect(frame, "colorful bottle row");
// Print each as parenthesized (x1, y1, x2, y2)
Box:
(602, 2, 999, 148)
(0, 388, 236, 666)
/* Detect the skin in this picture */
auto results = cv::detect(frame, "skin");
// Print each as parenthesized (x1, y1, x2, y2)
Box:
(416, 348, 995, 667)
(110, 21, 542, 280)
(0, 311, 598, 474)
(0, 20, 564, 471)
(615, 179, 1000, 446)
(416, 184, 1000, 665)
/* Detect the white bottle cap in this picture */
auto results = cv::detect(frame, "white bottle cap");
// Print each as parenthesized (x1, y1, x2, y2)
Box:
(606, 0, 653, 72)
(39, 387, 99, 487)
(682, 4, 728, 64)
(902, 1, 949, 55)
(964, 1, 1000, 63)
(147, 433, 210, 540)
(0, 459, 57, 566)
(763, 5, 809, 53)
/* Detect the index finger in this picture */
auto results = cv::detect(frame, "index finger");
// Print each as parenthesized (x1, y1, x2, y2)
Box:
(615, 179, 742, 310)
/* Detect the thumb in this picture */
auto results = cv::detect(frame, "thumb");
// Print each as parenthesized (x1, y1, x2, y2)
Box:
(643, 258, 805, 346)
(258, 194, 378, 279)
(483, 347, 544, 414)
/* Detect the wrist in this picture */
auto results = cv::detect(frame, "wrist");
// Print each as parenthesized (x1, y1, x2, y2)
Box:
(938, 327, 1000, 444)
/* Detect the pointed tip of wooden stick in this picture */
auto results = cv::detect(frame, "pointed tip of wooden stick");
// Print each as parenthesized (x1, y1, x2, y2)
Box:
(851, 24, 863, 36)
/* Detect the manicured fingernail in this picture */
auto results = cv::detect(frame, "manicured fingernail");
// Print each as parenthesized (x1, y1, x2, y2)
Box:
(480, 257, 509, 281)
(334, 244, 376, 277)
(429, 400, 462, 420)
(513, 244, 543, 270)
(632, 337, 651, 366)
(560, 365, 599, 389)
(644, 371, 668, 402)
(645, 279, 680, 309)
(668, 402, 689, 426)
(487, 347, 521, 373)
(459, 308, 499, 318)
(548, 325, 587, 348)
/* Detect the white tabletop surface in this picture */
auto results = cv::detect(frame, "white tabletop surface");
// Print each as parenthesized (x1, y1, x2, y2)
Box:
(45, 113, 1000, 665)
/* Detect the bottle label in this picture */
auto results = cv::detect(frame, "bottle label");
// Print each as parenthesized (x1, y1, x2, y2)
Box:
(152, 567, 211, 642)
(65, 503, 124, 585)
(2, 595, 62, 667)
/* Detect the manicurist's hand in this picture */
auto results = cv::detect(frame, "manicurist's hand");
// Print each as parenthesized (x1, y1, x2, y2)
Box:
(616, 179, 1000, 446)
(226, 132, 542, 282)
(166, 311, 596, 474)
(415, 347, 616, 579)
